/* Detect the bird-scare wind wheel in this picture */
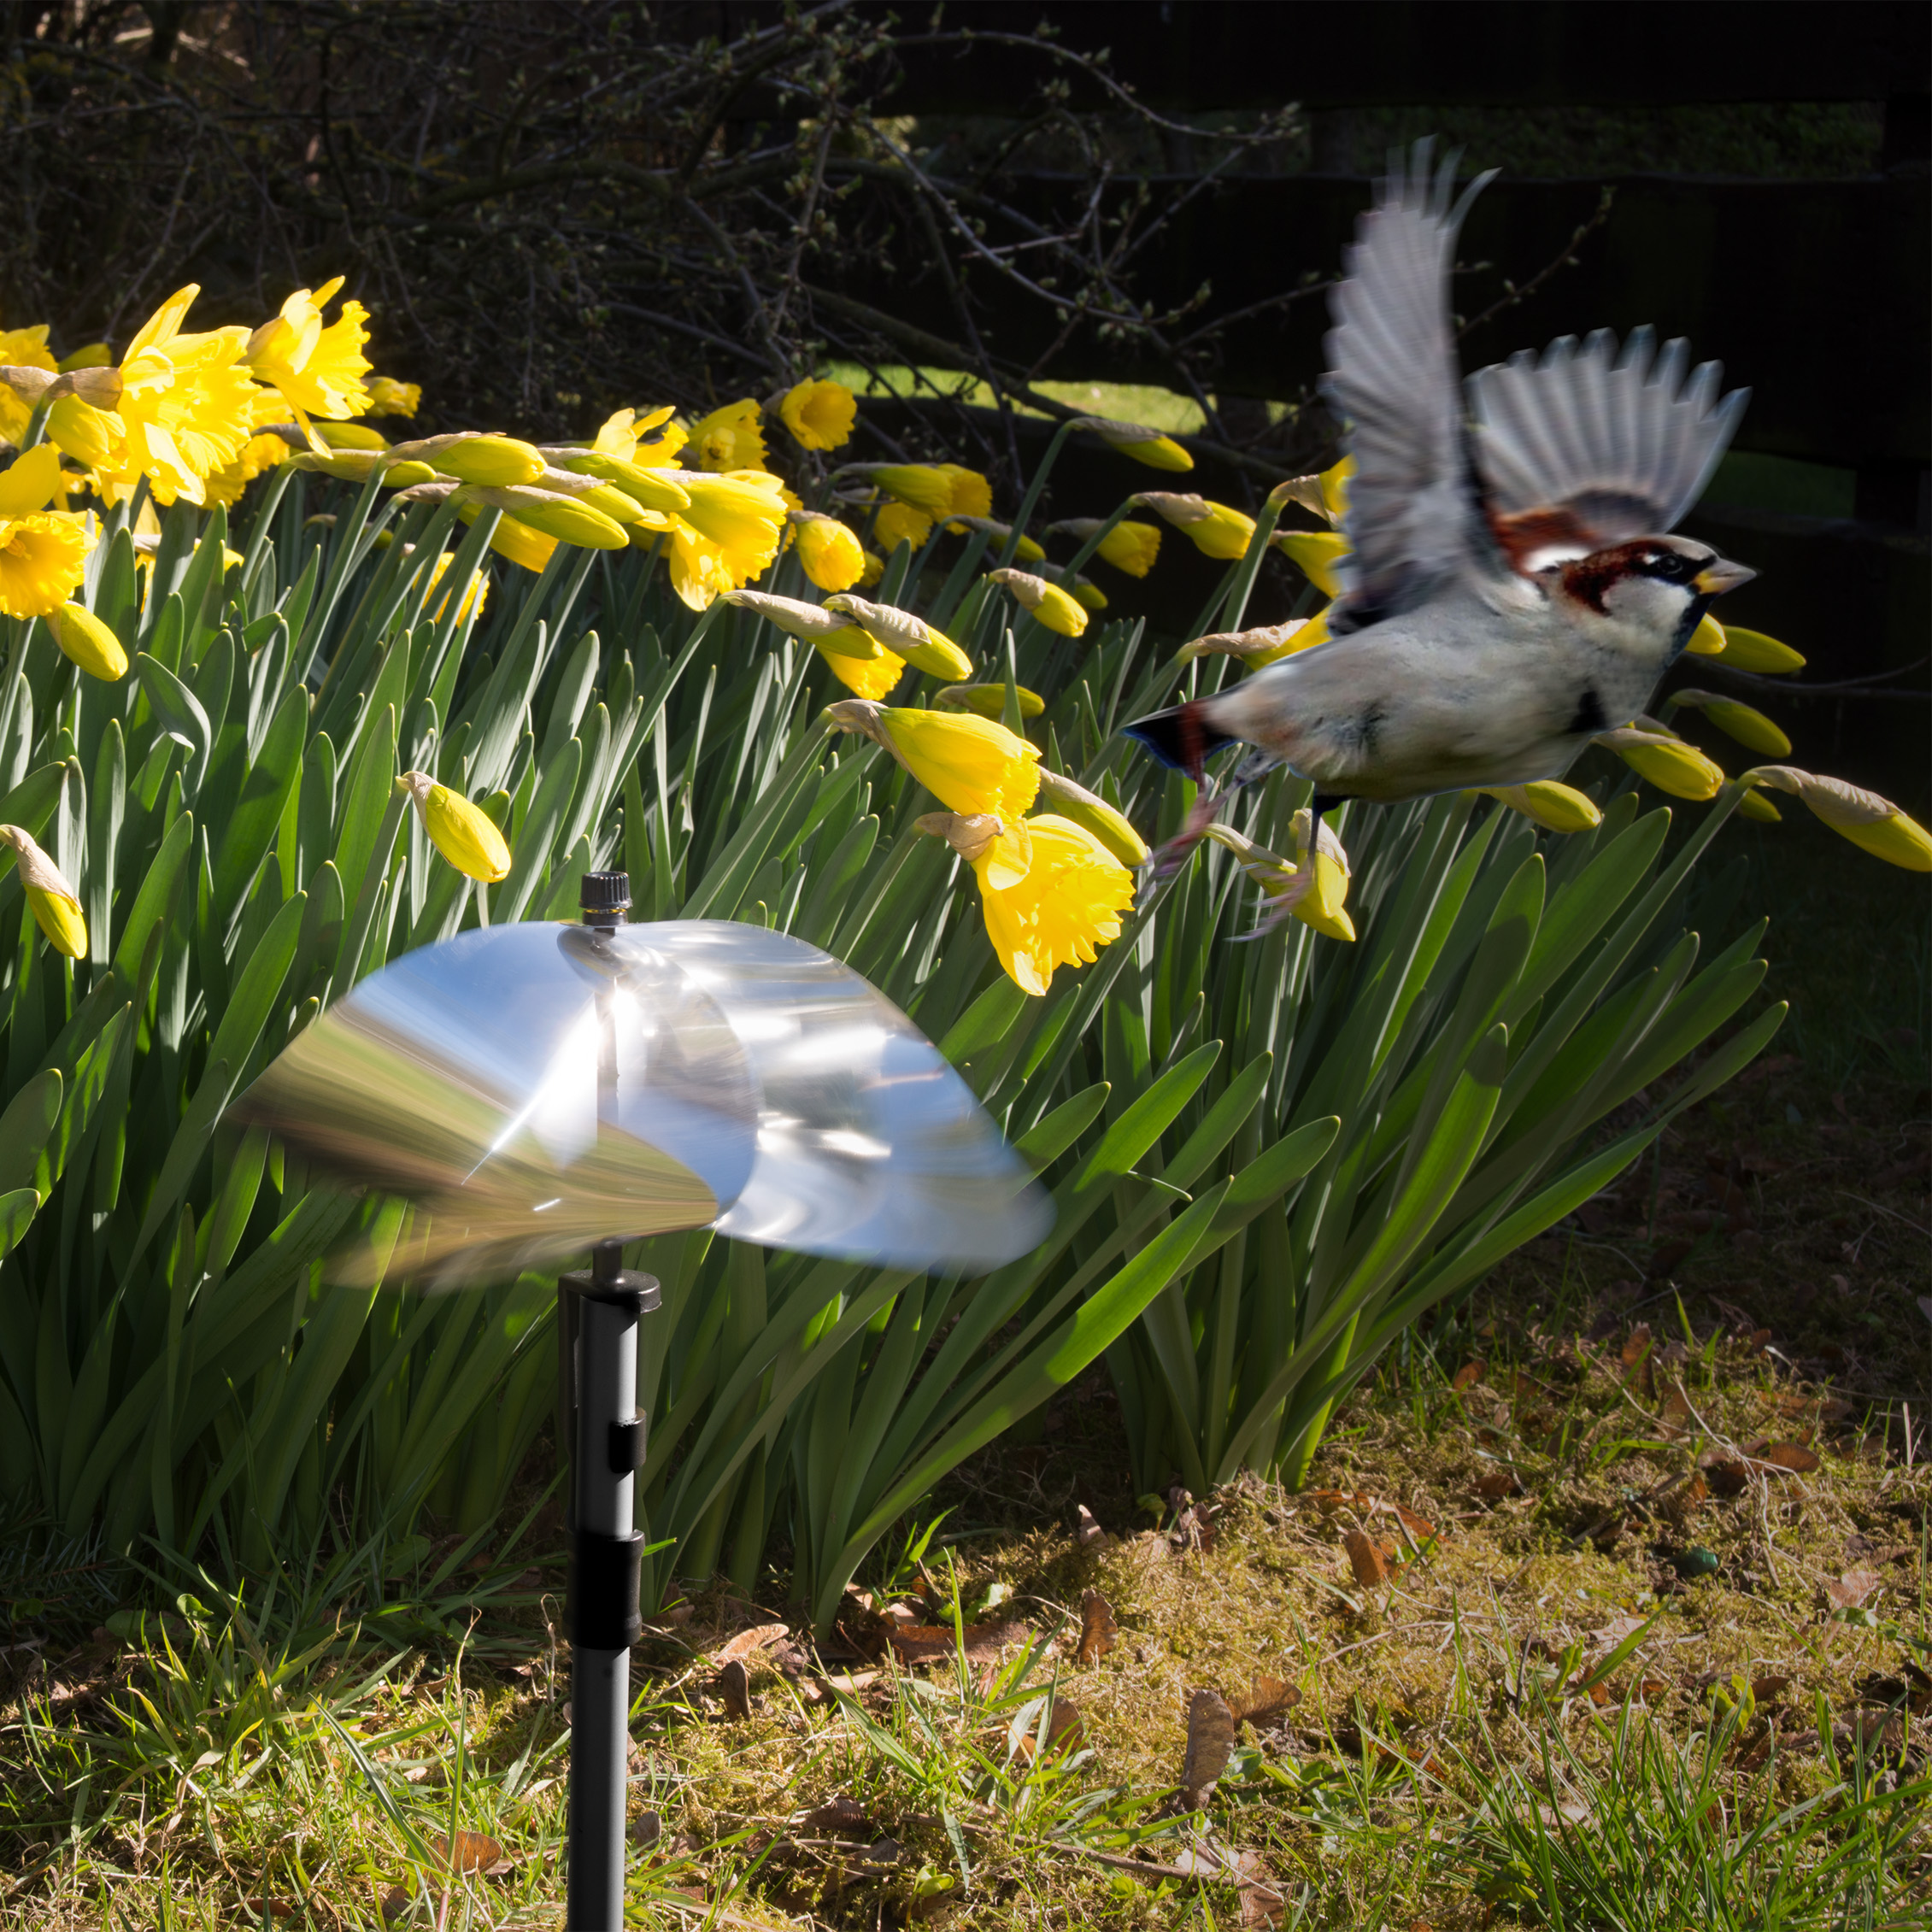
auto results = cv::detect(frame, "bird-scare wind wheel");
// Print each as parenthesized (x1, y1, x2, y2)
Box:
(233, 870, 1052, 1929)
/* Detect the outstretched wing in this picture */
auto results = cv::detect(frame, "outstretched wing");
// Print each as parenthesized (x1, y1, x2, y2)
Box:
(1323, 140, 1499, 629)
(1469, 327, 1748, 570)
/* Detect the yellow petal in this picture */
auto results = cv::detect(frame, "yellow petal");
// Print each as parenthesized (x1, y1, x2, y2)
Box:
(1272, 529, 1351, 596)
(0, 445, 62, 519)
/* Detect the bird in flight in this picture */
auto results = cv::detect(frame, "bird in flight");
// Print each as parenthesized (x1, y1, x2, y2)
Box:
(1125, 141, 1755, 907)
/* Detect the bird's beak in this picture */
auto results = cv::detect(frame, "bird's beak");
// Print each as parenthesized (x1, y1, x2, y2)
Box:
(1694, 558, 1757, 596)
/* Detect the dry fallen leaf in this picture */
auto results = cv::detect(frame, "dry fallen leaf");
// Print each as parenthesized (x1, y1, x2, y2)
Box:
(1759, 1442, 1821, 1474)
(1703, 1458, 1749, 1496)
(380, 1886, 410, 1924)
(1229, 1675, 1301, 1726)
(1752, 1675, 1793, 1704)
(1472, 1467, 1524, 1501)
(1076, 1503, 1107, 1545)
(1342, 1527, 1390, 1588)
(1019, 1697, 1085, 1759)
(1452, 1360, 1486, 1392)
(1181, 1688, 1236, 1806)
(716, 1658, 752, 1719)
(803, 1794, 872, 1837)
(1659, 1383, 1693, 1435)
(1077, 1589, 1119, 1666)
(886, 1618, 1027, 1666)
(712, 1621, 789, 1665)
(1824, 1569, 1881, 1610)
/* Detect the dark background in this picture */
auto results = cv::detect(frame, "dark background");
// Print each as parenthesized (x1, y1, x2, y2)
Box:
(4, 0, 1926, 788)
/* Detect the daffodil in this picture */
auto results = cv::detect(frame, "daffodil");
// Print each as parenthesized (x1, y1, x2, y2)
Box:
(1272, 529, 1350, 596)
(385, 432, 545, 487)
(202, 408, 292, 508)
(396, 772, 511, 882)
(874, 499, 934, 552)
(669, 469, 787, 588)
(425, 553, 489, 625)
(455, 501, 558, 573)
(986, 567, 1087, 638)
(1477, 780, 1602, 833)
(1667, 690, 1791, 758)
(790, 512, 866, 591)
(92, 285, 259, 506)
(1694, 622, 1806, 674)
(778, 377, 856, 451)
(1134, 491, 1255, 561)
(1741, 766, 1932, 869)
(687, 397, 767, 473)
(945, 516, 1043, 563)
(1204, 814, 1356, 942)
(466, 485, 629, 549)
(244, 278, 372, 421)
(1074, 415, 1193, 473)
(858, 549, 885, 589)
(821, 595, 972, 679)
(1594, 726, 1726, 801)
(1179, 611, 1329, 668)
(589, 405, 675, 462)
(0, 824, 85, 956)
(825, 701, 1041, 822)
(45, 393, 118, 470)
(938, 465, 993, 518)
(1034, 768, 1148, 866)
(1071, 576, 1107, 611)
(934, 684, 1046, 721)
(723, 590, 901, 694)
(49, 602, 127, 680)
(857, 464, 955, 518)
(1049, 517, 1161, 578)
(364, 374, 422, 418)
(943, 811, 1135, 995)
(0, 446, 96, 619)
(0, 318, 56, 443)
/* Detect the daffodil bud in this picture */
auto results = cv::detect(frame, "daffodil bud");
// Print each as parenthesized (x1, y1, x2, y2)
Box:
(0, 824, 85, 956)
(725, 588, 878, 653)
(1035, 768, 1149, 867)
(1179, 613, 1328, 667)
(1687, 620, 1806, 673)
(313, 420, 389, 451)
(1740, 766, 1932, 869)
(365, 375, 421, 418)
(553, 450, 691, 514)
(943, 516, 1044, 563)
(383, 461, 438, 488)
(385, 432, 545, 488)
(1477, 781, 1603, 833)
(1268, 475, 1329, 520)
(1271, 529, 1351, 596)
(821, 595, 972, 679)
(288, 449, 385, 482)
(788, 512, 866, 592)
(913, 810, 1034, 889)
(986, 567, 1088, 638)
(848, 463, 955, 517)
(0, 365, 57, 406)
(1202, 819, 1354, 942)
(464, 485, 630, 549)
(1684, 614, 1727, 656)
(396, 772, 512, 883)
(49, 602, 128, 681)
(1072, 415, 1193, 472)
(531, 466, 653, 526)
(1737, 786, 1782, 823)
(1048, 517, 1162, 578)
(1668, 690, 1792, 758)
(825, 702, 1041, 822)
(1132, 492, 1255, 560)
(934, 684, 1046, 721)
(1071, 577, 1107, 611)
(1594, 727, 1726, 801)
(1289, 807, 1354, 932)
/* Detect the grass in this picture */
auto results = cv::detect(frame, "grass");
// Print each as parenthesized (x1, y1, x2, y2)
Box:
(3, 780, 1926, 1932)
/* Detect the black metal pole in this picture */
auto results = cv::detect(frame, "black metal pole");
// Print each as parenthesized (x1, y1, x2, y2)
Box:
(561, 871, 660, 1930)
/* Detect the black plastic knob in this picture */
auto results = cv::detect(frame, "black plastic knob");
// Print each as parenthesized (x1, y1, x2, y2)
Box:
(579, 870, 631, 922)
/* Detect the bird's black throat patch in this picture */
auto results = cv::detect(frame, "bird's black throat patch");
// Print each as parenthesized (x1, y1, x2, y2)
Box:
(1567, 687, 1609, 735)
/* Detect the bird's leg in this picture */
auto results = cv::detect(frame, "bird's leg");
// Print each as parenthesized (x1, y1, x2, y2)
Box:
(1243, 793, 1343, 937)
(1147, 704, 1225, 878)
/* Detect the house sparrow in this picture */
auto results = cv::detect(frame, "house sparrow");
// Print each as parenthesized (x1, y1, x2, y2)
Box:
(1125, 141, 1755, 898)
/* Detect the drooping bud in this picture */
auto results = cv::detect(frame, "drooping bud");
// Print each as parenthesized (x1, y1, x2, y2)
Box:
(1477, 781, 1604, 833)
(49, 602, 128, 681)
(1072, 415, 1193, 472)
(1740, 766, 1932, 869)
(1035, 768, 1150, 867)
(396, 772, 512, 883)
(1668, 690, 1792, 758)
(0, 824, 85, 956)
(985, 567, 1088, 638)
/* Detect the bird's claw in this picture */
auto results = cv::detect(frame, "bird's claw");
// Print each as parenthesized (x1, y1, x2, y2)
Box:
(1148, 791, 1223, 878)
(1234, 864, 1314, 942)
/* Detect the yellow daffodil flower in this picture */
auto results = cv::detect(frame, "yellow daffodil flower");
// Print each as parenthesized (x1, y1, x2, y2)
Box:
(874, 499, 934, 552)
(790, 511, 866, 591)
(1034, 768, 1149, 866)
(456, 501, 557, 573)
(551, 449, 690, 516)
(1048, 517, 1162, 578)
(1741, 766, 1932, 868)
(396, 772, 511, 883)
(1594, 726, 1726, 801)
(1074, 415, 1193, 473)
(0, 319, 56, 443)
(1273, 528, 1351, 596)
(669, 469, 787, 588)
(45, 392, 118, 470)
(1477, 780, 1603, 833)
(778, 378, 856, 451)
(364, 374, 421, 418)
(425, 553, 489, 625)
(244, 278, 372, 420)
(0, 824, 85, 956)
(962, 811, 1135, 994)
(385, 432, 545, 487)
(860, 464, 955, 518)
(687, 397, 767, 473)
(1204, 815, 1356, 942)
(722, 590, 900, 694)
(938, 464, 993, 518)
(49, 602, 127, 681)
(1667, 690, 1791, 758)
(1134, 491, 1255, 561)
(858, 548, 885, 588)
(934, 684, 1046, 721)
(202, 387, 294, 506)
(821, 594, 972, 679)
(0, 446, 96, 619)
(944, 515, 1044, 563)
(986, 567, 1087, 637)
(825, 701, 1042, 822)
